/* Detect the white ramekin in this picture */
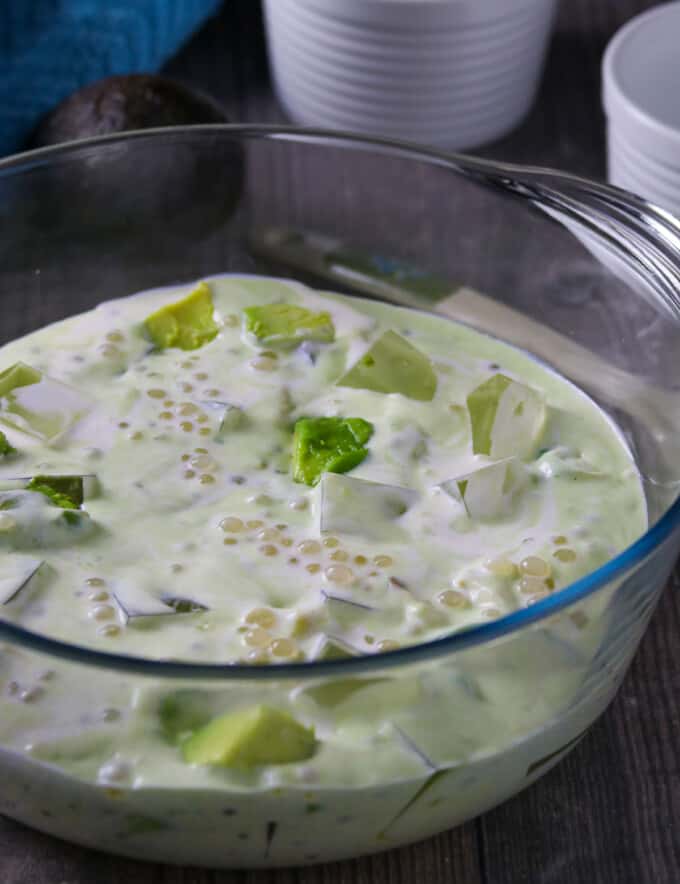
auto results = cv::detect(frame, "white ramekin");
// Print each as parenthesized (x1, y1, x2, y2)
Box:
(263, 0, 559, 149)
(603, 1, 680, 218)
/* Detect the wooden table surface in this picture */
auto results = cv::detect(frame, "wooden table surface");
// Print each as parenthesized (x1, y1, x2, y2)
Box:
(2, 1, 679, 882)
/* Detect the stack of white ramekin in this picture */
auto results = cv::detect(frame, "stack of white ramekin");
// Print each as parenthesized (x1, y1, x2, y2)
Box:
(263, 0, 559, 150)
(603, 2, 680, 219)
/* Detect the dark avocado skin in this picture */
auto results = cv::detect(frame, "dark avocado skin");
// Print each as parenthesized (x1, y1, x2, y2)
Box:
(2, 76, 245, 275)
(28, 74, 229, 146)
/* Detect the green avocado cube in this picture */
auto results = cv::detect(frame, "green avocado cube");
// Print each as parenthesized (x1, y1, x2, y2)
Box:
(337, 331, 437, 401)
(292, 416, 374, 486)
(0, 432, 16, 457)
(26, 475, 84, 509)
(243, 303, 335, 348)
(466, 373, 547, 460)
(144, 282, 219, 351)
(182, 705, 316, 768)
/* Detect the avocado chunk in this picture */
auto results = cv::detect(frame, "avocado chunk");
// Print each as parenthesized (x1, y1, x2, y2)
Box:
(144, 282, 219, 351)
(0, 362, 41, 398)
(466, 373, 547, 460)
(182, 705, 316, 768)
(440, 458, 526, 520)
(243, 303, 335, 348)
(318, 473, 417, 540)
(0, 432, 16, 457)
(26, 475, 84, 509)
(337, 330, 437, 401)
(0, 364, 92, 442)
(292, 416, 374, 486)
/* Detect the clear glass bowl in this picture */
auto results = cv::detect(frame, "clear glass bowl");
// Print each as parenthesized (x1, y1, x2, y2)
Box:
(0, 127, 679, 869)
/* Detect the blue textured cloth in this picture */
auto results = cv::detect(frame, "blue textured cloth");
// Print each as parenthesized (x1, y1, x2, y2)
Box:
(0, 0, 221, 155)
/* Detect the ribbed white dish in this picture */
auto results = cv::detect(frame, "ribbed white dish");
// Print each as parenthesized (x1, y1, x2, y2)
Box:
(603, 2, 680, 219)
(263, 0, 559, 149)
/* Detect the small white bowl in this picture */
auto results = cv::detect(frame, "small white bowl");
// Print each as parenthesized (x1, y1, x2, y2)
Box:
(263, 0, 559, 149)
(603, 1, 680, 216)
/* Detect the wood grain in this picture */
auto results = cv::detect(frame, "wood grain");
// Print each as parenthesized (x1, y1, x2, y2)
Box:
(2, 2, 678, 882)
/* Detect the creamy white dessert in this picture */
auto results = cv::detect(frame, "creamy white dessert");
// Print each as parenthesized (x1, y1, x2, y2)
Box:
(0, 275, 647, 866)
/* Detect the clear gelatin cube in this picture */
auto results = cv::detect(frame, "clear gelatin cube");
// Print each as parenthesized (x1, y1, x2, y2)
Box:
(0, 364, 92, 442)
(440, 457, 526, 520)
(466, 373, 546, 460)
(318, 472, 417, 540)
(243, 303, 335, 348)
(0, 555, 44, 605)
(337, 330, 437, 401)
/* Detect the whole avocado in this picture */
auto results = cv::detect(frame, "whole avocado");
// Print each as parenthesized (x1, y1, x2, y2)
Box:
(5, 75, 245, 277)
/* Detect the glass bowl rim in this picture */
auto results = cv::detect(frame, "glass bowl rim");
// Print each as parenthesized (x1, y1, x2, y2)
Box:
(0, 123, 678, 681)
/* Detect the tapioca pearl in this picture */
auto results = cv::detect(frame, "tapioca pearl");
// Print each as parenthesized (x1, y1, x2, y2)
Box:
(171, 563, 184, 574)
(90, 605, 116, 621)
(180, 421, 194, 433)
(289, 497, 308, 511)
(323, 537, 339, 549)
(183, 470, 196, 479)
(98, 624, 121, 638)
(250, 356, 277, 372)
(199, 427, 212, 436)
(519, 575, 547, 594)
(484, 608, 502, 619)
(364, 635, 375, 645)
(246, 649, 269, 664)
(180, 382, 194, 393)
(20, 686, 45, 703)
(354, 555, 368, 566)
(129, 431, 144, 441)
(259, 544, 278, 557)
(38, 670, 56, 682)
(159, 411, 173, 420)
(194, 372, 209, 381)
(244, 627, 272, 648)
(570, 610, 589, 629)
(163, 399, 174, 407)
(438, 590, 469, 609)
(117, 421, 130, 429)
(288, 557, 299, 565)
(147, 389, 166, 399)
(98, 344, 121, 358)
(520, 556, 551, 578)
(552, 535, 568, 545)
(102, 707, 121, 723)
(554, 548, 577, 563)
(199, 474, 216, 485)
(324, 565, 355, 585)
(245, 608, 277, 629)
(257, 528, 280, 543)
(281, 538, 293, 548)
(220, 517, 245, 533)
(88, 590, 110, 602)
(99, 758, 131, 784)
(298, 540, 322, 556)
(246, 519, 264, 530)
(484, 558, 518, 579)
(373, 555, 393, 568)
(106, 330, 125, 343)
(177, 402, 199, 416)
(330, 550, 349, 563)
(376, 639, 400, 653)
(270, 638, 298, 658)
(86, 577, 107, 588)
(305, 563, 321, 575)
(204, 388, 221, 398)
